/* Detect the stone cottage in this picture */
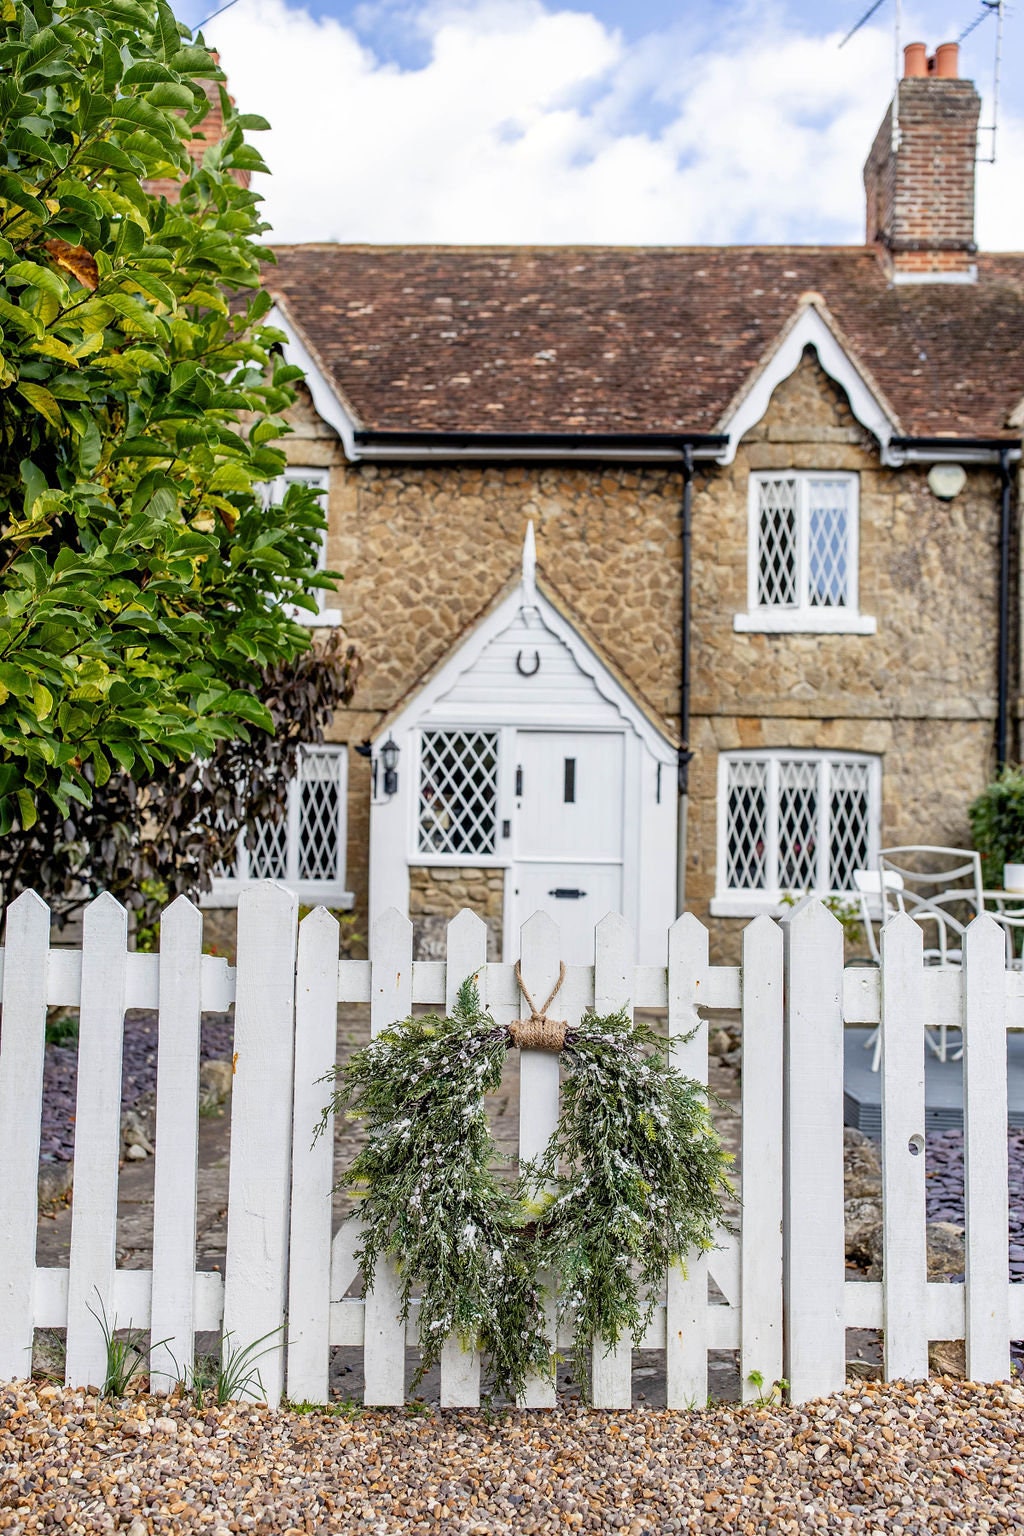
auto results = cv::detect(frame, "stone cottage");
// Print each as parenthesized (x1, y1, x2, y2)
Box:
(205, 41, 1024, 963)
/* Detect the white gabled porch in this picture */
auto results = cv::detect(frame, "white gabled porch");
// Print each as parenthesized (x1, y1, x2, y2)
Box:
(368, 526, 678, 965)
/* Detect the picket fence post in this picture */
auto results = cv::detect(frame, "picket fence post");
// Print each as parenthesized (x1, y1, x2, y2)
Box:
(783, 900, 845, 1403)
(65, 894, 129, 1389)
(517, 910, 561, 1409)
(440, 908, 488, 1408)
(879, 913, 928, 1381)
(286, 907, 341, 1405)
(665, 912, 710, 1409)
(739, 915, 784, 1402)
(222, 884, 299, 1409)
(0, 891, 51, 1382)
(590, 911, 635, 1409)
(961, 914, 1010, 1382)
(150, 896, 204, 1395)
(363, 907, 412, 1406)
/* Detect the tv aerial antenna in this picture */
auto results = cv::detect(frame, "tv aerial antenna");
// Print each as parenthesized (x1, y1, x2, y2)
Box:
(960, 1, 1007, 163)
(838, 0, 904, 152)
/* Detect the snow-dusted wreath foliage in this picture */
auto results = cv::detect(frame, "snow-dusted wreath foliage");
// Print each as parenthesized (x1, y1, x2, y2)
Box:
(318, 976, 732, 1402)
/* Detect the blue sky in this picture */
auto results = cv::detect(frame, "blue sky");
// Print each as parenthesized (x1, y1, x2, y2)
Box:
(174, 0, 1024, 247)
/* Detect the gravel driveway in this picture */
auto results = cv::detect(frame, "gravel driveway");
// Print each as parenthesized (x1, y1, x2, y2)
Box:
(1, 1378, 1022, 1534)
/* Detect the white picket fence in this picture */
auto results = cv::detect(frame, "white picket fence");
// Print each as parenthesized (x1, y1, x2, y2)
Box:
(0, 884, 1020, 1410)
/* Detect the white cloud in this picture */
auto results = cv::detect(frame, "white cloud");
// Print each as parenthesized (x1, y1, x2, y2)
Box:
(203, 0, 1023, 248)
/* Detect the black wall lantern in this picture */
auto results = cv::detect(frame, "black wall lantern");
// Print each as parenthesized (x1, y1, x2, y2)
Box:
(380, 735, 400, 797)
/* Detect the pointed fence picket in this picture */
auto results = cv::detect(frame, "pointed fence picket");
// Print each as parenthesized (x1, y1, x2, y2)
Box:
(0, 888, 1021, 1411)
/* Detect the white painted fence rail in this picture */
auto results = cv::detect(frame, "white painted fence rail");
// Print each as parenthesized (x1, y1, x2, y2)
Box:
(0, 887, 1020, 1409)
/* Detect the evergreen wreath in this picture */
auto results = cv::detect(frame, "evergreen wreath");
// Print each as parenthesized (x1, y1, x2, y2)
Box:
(319, 975, 732, 1403)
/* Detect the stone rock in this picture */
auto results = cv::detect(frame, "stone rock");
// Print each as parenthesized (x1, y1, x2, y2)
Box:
(37, 1159, 73, 1206)
(199, 1059, 234, 1107)
(125, 1143, 149, 1161)
(928, 1339, 966, 1378)
(120, 1109, 153, 1157)
(844, 1197, 882, 1267)
(926, 1221, 966, 1279)
(844, 1126, 882, 1200)
(846, 1359, 882, 1382)
(708, 1029, 732, 1060)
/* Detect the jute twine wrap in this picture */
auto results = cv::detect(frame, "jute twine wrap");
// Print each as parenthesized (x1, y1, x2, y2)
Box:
(508, 960, 567, 1051)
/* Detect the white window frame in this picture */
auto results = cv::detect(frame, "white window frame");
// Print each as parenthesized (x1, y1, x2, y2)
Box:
(265, 466, 340, 626)
(409, 725, 505, 867)
(205, 744, 352, 908)
(711, 749, 882, 917)
(734, 470, 876, 635)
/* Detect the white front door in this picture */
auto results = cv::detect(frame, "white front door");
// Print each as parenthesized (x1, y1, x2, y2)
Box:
(511, 730, 625, 964)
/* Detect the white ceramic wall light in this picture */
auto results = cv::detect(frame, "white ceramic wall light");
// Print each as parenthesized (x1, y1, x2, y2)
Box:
(927, 463, 967, 500)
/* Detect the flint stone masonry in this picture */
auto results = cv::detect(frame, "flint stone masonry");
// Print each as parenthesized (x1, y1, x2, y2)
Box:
(276, 353, 1009, 956)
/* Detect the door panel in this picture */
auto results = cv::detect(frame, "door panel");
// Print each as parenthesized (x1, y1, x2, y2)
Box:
(516, 732, 624, 859)
(512, 862, 623, 964)
(512, 732, 626, 964)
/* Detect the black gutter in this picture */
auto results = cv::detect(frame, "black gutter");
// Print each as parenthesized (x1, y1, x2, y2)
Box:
(352, 428, 729, 454)
(679, 445, 695, 796)
(889, 435, 1021, 454)
(997, 448, 1014, 770)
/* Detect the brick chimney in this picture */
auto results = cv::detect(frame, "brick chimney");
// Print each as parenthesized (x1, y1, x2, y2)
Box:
(863, 42, 981, 280)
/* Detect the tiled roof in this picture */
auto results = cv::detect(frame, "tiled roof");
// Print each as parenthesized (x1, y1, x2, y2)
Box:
(265, 244, 1024, 441)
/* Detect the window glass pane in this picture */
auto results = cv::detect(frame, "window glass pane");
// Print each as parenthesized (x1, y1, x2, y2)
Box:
(298, 748, 342, 880)
(829, 760, 871, 890)
(778, 760, 818, 891)
(725, 760, 768, 890)
(248, 817, 288, 880)
(807, 478, 850, 607)
(418, 730, 499, 856)
(757, 477, 798, 607)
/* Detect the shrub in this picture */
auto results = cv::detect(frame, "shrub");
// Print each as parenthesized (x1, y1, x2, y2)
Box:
(968, 767, 1024, 886)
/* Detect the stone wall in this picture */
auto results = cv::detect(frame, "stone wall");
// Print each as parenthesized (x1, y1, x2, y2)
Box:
(267, 356, 1008, 957)
(408, 866, 505, 961)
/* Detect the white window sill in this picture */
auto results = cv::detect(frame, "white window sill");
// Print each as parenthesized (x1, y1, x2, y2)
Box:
(202, 880, 354, 910)
(410, 853, 509, 868)
(288, 608, 342, 628)
(733, 611, 876, 635)
(710, 894, 797, 919)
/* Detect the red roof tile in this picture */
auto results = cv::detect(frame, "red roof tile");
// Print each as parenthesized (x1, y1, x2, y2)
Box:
(265, 244, 1024, 440)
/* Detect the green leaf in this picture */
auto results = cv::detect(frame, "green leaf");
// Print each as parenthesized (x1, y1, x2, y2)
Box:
(156, 1, 180, 62)
(16, 381, 62, 428)
(0, 173, 47, 221)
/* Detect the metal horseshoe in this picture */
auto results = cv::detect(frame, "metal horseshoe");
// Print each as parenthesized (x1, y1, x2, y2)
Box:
(516, 649, 541, 677)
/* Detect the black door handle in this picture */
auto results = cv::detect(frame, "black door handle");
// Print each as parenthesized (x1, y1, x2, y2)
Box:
(548, 888, 587, 899)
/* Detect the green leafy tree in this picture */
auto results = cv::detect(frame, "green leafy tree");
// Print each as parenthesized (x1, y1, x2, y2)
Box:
(0, 0, 333, 832)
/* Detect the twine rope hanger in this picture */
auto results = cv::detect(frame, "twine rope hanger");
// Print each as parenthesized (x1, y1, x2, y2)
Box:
(509, 960, 567, 1051)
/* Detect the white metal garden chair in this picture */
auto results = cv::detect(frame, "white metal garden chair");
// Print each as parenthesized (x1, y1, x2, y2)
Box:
(875, 845, 985, 1064)
(852, 868, 903, 1071)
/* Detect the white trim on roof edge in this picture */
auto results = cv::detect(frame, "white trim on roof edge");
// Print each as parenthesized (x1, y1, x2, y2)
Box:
(270, 303, 361, 460)
(713, 303, 901, 467)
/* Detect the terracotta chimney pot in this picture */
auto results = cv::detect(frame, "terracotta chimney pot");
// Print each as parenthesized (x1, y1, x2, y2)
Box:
(903, 42, 928, 78)
(933, 42, 959, 78)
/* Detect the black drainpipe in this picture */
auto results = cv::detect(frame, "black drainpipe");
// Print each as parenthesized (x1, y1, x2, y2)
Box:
(997, 447, 1014, 770)
(676, 445, 695, 916)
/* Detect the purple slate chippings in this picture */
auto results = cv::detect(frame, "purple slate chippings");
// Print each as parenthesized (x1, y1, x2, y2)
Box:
(927, 1127, 1024, 1374)
(38, 1009, 233, 1163)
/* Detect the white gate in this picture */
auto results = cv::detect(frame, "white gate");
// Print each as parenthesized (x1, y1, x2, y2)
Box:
(0, 886, 1021, 1409)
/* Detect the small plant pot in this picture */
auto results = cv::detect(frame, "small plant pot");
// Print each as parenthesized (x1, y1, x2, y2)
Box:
(1003, 863, 1024, 893)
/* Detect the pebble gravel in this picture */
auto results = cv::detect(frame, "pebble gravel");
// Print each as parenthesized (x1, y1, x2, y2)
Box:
(1, 1378, 1022, 1534)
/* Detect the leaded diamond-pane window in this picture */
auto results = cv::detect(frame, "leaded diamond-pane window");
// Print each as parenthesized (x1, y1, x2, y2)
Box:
(226, 745, 348, 893)
(721, 752, 878, 900)
(756, 478, 798, 607)
(725, 760, 768, 890)
(751, 472, 858, 617)
(418, 730, 499, 856)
